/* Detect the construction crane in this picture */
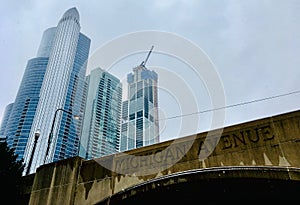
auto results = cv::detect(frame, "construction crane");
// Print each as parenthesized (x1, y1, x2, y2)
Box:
(140, 45, 154, 67)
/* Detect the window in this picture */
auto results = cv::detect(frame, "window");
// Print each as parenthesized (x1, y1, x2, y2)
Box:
(129, 113, 135, 120)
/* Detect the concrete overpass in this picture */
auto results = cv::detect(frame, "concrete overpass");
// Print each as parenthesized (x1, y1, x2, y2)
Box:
(22, 109, 300, 204)
(96, 166, 300, 204)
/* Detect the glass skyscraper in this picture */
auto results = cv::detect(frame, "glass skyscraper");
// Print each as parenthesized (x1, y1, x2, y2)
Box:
(0, 26, 56, 162)
(0, 103, 14, 139)
(120, 64, 159, 152)
(23, 7, 91, 174)
(80, 67, 122, 159)
(4, 57, 48, 162)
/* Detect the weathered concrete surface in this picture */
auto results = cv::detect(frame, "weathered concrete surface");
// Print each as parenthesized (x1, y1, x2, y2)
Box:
(28, 156, 82, 205)
(26, 109, 300, 204)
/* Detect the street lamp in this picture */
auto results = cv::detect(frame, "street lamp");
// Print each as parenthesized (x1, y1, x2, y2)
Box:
(44, 108, 78, 163)
(26, 129, 40, 175)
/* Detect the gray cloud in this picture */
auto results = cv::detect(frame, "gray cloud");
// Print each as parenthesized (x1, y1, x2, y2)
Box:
(1, 0, 300, 140)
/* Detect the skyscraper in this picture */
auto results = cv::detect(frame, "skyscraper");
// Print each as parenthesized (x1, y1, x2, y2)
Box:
(80, 67, 122, 159)
(0, 103, 14, 139)
(24, 7, 91, 174)
(0, 27, 55, 162)
(120, 52, 159, 151)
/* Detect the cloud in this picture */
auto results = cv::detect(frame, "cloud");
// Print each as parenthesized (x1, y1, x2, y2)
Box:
(1, 0, 300, 134)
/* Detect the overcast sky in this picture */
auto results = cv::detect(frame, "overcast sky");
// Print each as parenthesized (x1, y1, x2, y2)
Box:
(1, 0, 300, 142)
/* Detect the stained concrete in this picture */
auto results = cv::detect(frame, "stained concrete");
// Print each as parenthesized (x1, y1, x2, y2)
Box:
(23, 109, 300, 204)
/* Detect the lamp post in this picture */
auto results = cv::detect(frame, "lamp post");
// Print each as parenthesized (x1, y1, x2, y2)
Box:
(26, 129, 40, 175)
(44, 108, 74, 164)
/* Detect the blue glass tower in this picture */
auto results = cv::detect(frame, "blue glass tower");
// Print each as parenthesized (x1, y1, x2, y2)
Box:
(24, 7, 91, 174)
(1, 26, 56, 161)
(80, 67, 122, 159)
(3, 58, 49, 161)
(0, 103, 14, 139)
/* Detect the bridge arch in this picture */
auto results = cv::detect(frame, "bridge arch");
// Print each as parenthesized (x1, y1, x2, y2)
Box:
(96, 166, 300, 204)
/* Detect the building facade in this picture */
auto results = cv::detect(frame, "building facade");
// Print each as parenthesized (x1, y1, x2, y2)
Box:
(23, 7, 91, 174)
(0, 103, 14, 139)
(80, 67, 122, 159)
(120, 64, 159, 151)
(0, 27, 57, 163)
(4, 57, 48, 162)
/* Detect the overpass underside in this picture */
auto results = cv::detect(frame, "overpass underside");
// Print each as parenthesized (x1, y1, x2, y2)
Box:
(96, 166, 300, 204)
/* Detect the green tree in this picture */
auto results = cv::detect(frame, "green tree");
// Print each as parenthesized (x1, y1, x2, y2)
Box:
(0, 141, 25, 204)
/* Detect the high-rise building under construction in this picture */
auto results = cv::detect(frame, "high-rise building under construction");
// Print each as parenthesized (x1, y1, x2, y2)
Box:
(120, 47, 160, 151)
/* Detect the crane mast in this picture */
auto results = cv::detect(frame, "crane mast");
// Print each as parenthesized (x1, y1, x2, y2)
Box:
(140, 45, 154, 67)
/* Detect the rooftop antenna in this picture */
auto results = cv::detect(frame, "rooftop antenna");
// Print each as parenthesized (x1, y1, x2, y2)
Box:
(140, 45, 154, 67)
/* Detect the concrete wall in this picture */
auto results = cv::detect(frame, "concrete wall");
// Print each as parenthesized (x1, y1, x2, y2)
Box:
(26, 109, 300, 204)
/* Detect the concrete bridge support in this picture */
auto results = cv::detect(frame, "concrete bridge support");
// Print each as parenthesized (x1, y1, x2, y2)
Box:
(22, 109, 300, 204)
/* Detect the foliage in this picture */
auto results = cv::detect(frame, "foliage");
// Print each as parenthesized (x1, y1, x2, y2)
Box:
(0, 141, 25, 204)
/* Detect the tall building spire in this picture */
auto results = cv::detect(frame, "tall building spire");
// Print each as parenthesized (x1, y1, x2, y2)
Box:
(61, 7, 80, 22)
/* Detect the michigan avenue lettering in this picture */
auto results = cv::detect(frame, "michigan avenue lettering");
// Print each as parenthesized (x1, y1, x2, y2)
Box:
(115, 125, 276, 172)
